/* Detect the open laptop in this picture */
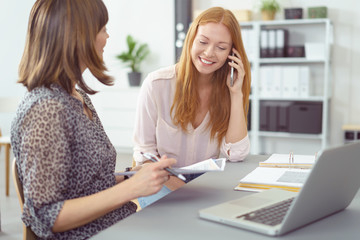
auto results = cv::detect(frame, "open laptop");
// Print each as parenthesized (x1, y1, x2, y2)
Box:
(199, 142, 360, 236)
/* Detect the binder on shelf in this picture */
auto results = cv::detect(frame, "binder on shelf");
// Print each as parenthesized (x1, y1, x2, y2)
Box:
(259, 66, 310, 99)
(259, 102, 269, 131)
(275, 29, 288, 57)
(248, 29, 256, 60)
(259, 66, 272, 97)
(259, 101, 279, 132)
(241, 28, 255, 61)
(241, 29, 249, 55)
(268, 103, 277, 131)
(260, 101, 292, 133)
(260, 29, 269, 58)
(268, 29, 276, 58)
(282, 66, 300, 98)
(277, 102, 292, 132)
(299, 66, 310, 97)
(272, 66, 283, 96)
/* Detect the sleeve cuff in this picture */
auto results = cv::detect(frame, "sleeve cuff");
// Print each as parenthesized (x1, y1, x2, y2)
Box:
(221, 134, 250, 162)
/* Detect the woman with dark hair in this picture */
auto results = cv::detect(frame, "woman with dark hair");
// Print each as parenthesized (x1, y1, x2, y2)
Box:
(11, 0, 176, 239)
(133, 7, 251, 208)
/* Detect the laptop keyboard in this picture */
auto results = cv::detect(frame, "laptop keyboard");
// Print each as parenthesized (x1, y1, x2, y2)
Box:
(236, 197, 295, 226)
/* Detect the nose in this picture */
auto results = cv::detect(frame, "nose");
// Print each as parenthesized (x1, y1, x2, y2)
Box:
(204, 45, 215, 58)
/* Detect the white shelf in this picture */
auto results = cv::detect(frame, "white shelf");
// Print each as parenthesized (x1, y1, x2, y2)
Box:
(257, 131, 323, 140)
(259, 58, 326, 64)
(244, 19, 333, 154)
(241, 18, 330, 27)
(251, 96, 327, 102)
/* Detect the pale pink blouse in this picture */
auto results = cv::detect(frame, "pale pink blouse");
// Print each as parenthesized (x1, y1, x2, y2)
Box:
(133, 65, 250, 167)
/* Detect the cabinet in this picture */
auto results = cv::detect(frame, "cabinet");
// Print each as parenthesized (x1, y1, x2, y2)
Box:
(241, 19, 333, 154)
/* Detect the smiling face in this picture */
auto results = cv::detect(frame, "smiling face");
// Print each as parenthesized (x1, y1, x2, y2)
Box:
(191, 22, 232, 80)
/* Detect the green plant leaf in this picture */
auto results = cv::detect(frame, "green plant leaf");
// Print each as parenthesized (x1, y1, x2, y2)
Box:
(116, 34, 150, 72)
(260, 0, 280, 12)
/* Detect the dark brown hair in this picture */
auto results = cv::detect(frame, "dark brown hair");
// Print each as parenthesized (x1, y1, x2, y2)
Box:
(18, 0, 113, 94)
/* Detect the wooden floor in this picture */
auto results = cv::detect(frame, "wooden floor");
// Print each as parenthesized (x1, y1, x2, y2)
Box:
(0, 151, 133, 239)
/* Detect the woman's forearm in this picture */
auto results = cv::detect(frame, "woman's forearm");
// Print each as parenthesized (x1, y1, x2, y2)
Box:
(52, 180, 136, 232)
(225, 93, 248, 143)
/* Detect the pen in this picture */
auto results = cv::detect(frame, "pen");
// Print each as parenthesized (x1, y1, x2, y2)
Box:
(230, 52, 234, 87)
(140, 152, 186, 181)
(114, 171, 137, 176)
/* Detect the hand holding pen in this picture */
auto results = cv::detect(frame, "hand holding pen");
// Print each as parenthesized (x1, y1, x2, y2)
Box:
(141, 152, 186, 181)
(116, 154, 178, 197)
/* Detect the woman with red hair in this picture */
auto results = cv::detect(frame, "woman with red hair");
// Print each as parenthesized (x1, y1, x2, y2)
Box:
(133, 7, 251, 207)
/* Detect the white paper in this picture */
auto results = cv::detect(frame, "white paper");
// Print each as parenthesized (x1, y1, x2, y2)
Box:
(175, 158, 226, 174)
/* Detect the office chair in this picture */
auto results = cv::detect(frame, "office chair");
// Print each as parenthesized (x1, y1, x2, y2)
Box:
(0, 128, 11, 196)
(12, 159, 38, 240)
(0, 96, 20, 196)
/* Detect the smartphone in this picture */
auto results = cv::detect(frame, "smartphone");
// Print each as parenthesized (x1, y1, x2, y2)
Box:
(230, 52, 234, 87)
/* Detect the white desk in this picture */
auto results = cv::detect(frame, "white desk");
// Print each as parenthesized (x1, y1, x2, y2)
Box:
(92, 155, 360, 239)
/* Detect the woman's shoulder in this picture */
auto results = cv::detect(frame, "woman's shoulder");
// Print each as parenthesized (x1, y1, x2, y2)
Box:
(145, 65, 176, 84)
(18, 85, 75, 116)
(31, 85, 70, 104)
(141, 65, 176, 95)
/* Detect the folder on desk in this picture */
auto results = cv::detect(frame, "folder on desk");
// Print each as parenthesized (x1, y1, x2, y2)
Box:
(234, 167, 310, 192)
(259, 153, 316, 169)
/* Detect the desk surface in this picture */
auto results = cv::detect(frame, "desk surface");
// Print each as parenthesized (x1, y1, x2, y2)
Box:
(92, 155, 360, 240)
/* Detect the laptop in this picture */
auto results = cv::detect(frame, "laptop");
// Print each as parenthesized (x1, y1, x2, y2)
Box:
(199, 142, 360, 236)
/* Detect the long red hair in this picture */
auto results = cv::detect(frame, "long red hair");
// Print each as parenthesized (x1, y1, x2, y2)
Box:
(171, 7, 251, 145)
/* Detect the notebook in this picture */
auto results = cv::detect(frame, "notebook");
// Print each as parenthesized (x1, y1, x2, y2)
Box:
(234, 167, 310, 192)
(199, 142, 360, 236)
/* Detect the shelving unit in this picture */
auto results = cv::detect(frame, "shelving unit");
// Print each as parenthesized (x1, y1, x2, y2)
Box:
(241, 19, 333, 154)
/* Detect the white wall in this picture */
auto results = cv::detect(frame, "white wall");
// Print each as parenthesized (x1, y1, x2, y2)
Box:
(94, 0, 175, 89)
(0, 0, 32, 98)
(0, 0, 175, 135)
(1, 0, 359, 149)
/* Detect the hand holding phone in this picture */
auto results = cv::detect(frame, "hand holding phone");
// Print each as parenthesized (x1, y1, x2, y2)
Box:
(230, 52, 234, 87)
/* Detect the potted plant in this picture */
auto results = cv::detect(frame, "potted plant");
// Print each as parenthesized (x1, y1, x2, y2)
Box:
(260, 0, 280, 21)
(116, 35, 150, 86)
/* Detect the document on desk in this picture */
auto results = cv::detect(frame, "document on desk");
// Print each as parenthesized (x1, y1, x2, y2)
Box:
(234, 167, 311, 192)
(259, 153, 316, 169)
(176, 158, 226, 174)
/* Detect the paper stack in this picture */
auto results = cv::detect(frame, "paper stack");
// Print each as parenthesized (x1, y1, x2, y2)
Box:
(177, 158, 226, 174)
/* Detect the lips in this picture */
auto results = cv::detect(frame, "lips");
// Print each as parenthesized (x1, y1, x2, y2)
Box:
(199, 57, 214, 65)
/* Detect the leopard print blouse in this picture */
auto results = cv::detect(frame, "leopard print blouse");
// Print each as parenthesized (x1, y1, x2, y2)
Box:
(11, 84, 137, 239)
